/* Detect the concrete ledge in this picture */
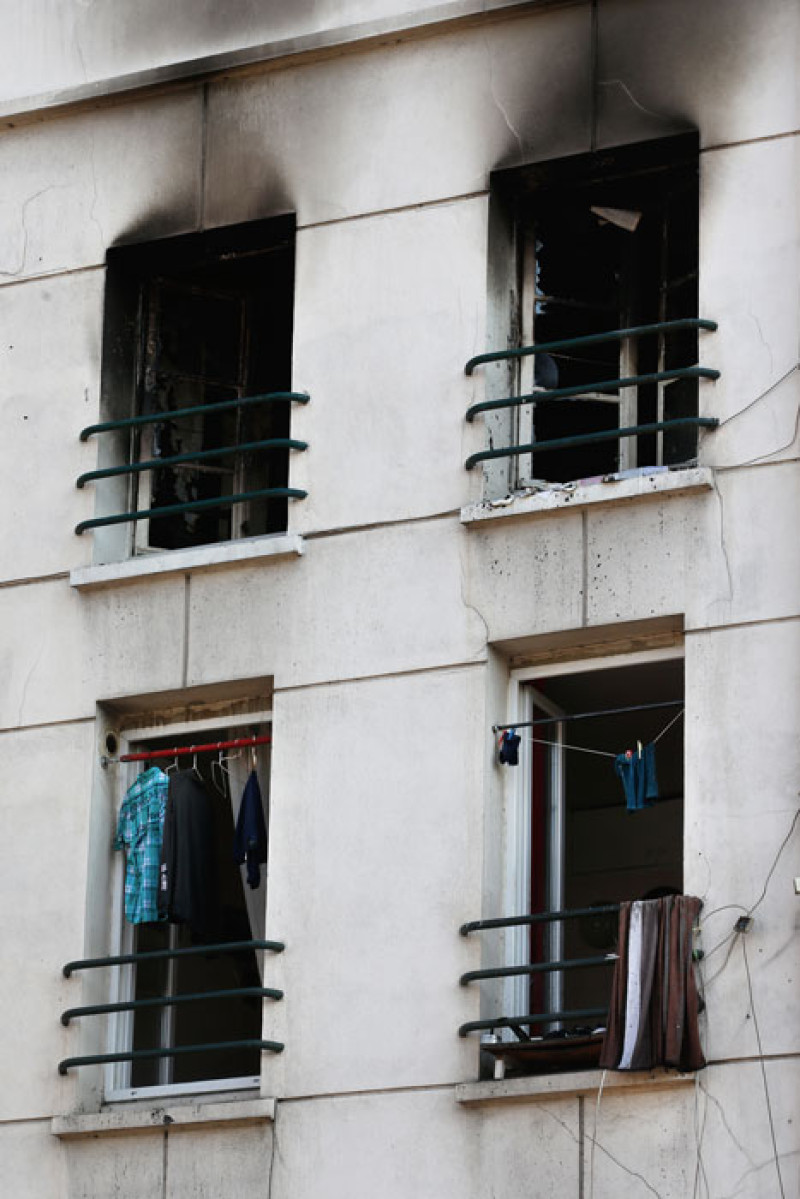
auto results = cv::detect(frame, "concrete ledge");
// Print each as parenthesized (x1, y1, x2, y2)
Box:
(0, 0, 563, 128)
(51, 1096, 275, 1139)
(461, 467, 714, 526)
(70, 533, 304, 591)
(456, 1068, 694, 1105)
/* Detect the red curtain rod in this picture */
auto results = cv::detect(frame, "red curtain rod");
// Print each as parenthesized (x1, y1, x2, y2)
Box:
(120, 734, 272, 763)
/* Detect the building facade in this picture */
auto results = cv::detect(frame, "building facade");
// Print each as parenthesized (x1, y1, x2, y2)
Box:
(1, 1, 799, 1196)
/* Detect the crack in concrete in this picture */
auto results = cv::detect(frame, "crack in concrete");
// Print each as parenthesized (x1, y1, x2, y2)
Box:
(696, 1076, 758, 1171)
(748, 309, 775, 378)
(537, 1100, 666, 1199)
(712, 478, 734, 609)
(16, 637, 46, 726)
(86, 129, 106, 254)
(458, 531, 491, 655)
(483, 21, 524, 158)
(715, 1149, 799, 1199)
(598, 78, 677, 126)
(0, 185, 64, 278)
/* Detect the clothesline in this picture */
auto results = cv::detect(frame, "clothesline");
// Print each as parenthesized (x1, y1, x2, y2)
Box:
(492, 699, 683, 734)
(514, 708, 684, 761)
(120, 734, 271, 763)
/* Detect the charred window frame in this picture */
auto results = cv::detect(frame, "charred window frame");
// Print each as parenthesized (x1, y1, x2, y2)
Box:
(100, 216, 295, 558)
(491, 135, 699, 488)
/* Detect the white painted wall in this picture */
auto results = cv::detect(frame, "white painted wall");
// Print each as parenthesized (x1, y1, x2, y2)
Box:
(1, 2, 798, 1197)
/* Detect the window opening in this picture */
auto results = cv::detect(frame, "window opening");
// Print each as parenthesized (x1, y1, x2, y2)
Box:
(491, 135, 702, 487)
(470, 655, 685, 1077)
(111, 724, 270, 1096)
(87, 216, 301, 558)
(523, 661, 683, 1032)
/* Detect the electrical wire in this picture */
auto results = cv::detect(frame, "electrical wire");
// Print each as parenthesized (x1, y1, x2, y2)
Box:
(701, 928, 738, 971)
(721, 401, 800, 470)
(699, 902, 747, 923)
(741, 937, 786, 1199)
(700, 806, 799, 952)
(267, 1100, 279, 1199)
(692, 1072, 711, 1199)
(588, 1068, 607, 1199)
(745, 807, 800, 918)
(693, 807, 800, 1194)
(713, 362, 799, 431)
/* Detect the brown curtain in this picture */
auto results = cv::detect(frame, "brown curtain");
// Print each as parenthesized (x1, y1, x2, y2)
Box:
(599, 895, 705, 1072)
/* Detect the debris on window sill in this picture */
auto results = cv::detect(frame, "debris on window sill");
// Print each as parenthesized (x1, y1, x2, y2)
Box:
(461, 466, 713, 526)
(69, 533, 305, 591)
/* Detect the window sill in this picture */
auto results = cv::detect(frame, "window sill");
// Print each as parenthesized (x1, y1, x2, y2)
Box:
(51, 1095, 274, 1139)
(455, 1067, 694, 1106)
(70, 532, 304, 591)
(461, 466, 713, 527)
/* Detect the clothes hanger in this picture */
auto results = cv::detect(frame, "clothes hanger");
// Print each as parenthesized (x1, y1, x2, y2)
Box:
(211, 747, 241, 794)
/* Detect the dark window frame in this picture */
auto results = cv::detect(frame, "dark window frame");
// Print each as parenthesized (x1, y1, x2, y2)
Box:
(491, 134, 700, 487)
(99, 216, 296, 558)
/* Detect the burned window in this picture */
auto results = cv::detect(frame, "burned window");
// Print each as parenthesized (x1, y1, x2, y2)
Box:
(99, 217, 297, 554)
(494, 135, 700, 485)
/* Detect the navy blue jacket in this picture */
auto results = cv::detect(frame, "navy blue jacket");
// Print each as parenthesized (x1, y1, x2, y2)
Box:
(233, 771, 269, 888)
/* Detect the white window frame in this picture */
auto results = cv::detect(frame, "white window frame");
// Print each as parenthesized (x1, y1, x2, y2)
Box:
(502, 645, 683, 1025)
(106, 707, 272, 1103)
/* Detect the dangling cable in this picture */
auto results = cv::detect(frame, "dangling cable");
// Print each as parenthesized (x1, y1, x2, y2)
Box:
(588, 1068, 607, 1199)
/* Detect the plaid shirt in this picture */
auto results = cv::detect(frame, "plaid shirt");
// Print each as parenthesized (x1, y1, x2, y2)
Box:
(114, 767, 169, 924)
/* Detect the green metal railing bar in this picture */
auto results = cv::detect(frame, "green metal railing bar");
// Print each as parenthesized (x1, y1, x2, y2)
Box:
(465, 366, 719, 422)
(75, 487, 307, 534)
(76, 439, 309, 488)
(63, 939, 285, 977)
(458, 1007, 608, 1038)
(79, 391, 310, 441)
(58, 1039, 284, 1075)
(61, 985, 283, 1026)
(464, 318, 718, 376)
(493, 699, 683, 735)
(459, 954, 617, 986)
(460, 904, 620, 936)
(465, 416, 718, 470)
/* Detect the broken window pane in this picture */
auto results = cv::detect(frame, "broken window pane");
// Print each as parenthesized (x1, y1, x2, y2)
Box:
(104, 217, 296, 554)
(494, 135, 700, 485)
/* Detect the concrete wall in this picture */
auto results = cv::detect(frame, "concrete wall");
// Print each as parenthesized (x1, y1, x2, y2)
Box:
(1, 1, 799, 1196)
